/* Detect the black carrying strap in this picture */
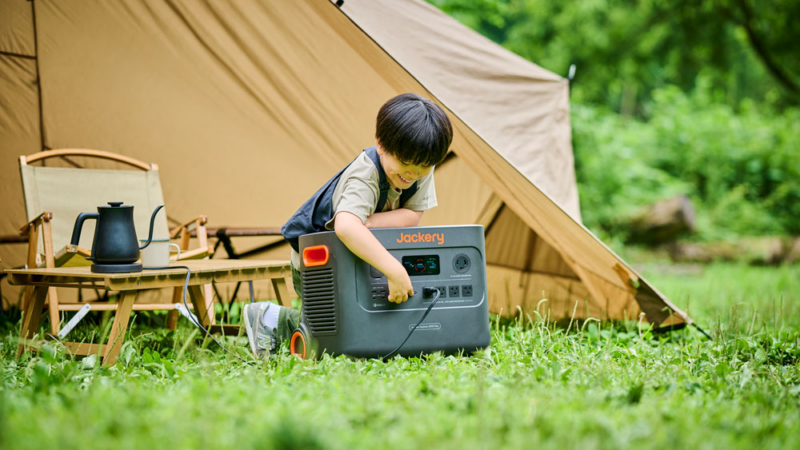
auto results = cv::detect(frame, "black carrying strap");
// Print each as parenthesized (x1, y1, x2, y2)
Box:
(282, 147, 420, 252)
(364, 147, 418, 213)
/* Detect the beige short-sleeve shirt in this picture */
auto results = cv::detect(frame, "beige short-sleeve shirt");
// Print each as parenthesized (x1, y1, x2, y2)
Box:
(290, 151, 437, 267)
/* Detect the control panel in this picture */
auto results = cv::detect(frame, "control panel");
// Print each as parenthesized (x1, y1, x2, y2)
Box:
(360, 246, 484, 312)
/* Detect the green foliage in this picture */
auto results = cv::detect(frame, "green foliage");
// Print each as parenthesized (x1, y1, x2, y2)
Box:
(572, 83, 800, 240)
(427, 0, 800, 241)
(1, 264, 799, 450)
(426, 0, 800, 241)
(428, 0, 799, 112)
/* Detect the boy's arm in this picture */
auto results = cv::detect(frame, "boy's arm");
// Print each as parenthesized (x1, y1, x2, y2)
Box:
(364, 208, 422, 228)
(334, 211, 414, 304)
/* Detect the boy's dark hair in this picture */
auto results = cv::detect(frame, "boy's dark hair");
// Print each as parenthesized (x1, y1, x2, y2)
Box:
(375, 93, 452, 167)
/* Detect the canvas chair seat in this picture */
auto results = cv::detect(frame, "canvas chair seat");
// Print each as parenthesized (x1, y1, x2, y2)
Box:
(17, 149, 214, 335)
(21, 163, 171, 254)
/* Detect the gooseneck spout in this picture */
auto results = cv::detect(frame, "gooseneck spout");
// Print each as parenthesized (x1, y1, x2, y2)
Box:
(139, 205, 165, 250)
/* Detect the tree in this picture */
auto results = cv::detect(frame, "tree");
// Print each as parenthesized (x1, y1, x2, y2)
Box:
(428, 0, 799, 113)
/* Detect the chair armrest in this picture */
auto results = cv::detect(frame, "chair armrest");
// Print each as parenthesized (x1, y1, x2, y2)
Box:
(15, 211, 57, 269)
(169, 215, 208, 239)
(174, 245, 214, 261)
(19, 212, 54, 236)
(55, 245, 92, 267)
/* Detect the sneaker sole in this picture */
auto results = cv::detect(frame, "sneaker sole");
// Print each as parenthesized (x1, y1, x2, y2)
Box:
(243, 304, 259, 358)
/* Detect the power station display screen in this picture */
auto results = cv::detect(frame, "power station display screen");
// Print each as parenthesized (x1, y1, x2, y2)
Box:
(402, 255, 440, 276)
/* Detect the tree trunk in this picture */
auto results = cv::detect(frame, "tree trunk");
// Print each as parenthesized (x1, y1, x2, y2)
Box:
(627, 195, 695, 245)
(668, 237, 798, 265)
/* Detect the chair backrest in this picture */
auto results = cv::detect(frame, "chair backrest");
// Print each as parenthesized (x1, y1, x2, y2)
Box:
(19, 149, 170, 254)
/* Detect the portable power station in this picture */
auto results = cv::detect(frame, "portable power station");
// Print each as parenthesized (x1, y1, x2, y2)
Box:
(290, 225, 491, 359)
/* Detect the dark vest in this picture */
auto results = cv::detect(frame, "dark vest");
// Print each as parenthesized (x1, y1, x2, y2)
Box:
(281, 146, 419, 252)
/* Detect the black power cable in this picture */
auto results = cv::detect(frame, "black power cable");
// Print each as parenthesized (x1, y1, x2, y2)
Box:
(141, 269, 444, 363)
(382, 287, 441, 360)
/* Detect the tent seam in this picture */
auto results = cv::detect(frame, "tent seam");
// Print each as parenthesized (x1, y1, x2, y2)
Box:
(0, 51, 36, 60)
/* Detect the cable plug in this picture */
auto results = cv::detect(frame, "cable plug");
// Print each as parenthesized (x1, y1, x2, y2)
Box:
(422, 286, 440, 298)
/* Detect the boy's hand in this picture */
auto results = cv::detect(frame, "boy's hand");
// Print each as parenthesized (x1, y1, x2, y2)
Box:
(333, 211, 415, 303)
(387, 269, 414, 304)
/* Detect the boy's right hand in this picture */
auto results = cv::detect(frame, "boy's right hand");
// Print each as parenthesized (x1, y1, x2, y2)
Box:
(332, 212, 415, 303)
(387, 270, 414, 303)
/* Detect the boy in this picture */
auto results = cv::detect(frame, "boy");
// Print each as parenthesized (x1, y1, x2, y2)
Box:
(244, 93, 453, 358)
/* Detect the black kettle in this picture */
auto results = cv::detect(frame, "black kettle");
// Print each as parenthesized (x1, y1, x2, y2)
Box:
(69, 202, 165, 273)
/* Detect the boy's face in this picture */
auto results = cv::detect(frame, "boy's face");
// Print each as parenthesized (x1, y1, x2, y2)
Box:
(376, 144, 434, 191)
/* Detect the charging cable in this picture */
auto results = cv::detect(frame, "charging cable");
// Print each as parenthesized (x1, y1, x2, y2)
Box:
(382, 287, 441, 360)
(143, 266, 255, 365)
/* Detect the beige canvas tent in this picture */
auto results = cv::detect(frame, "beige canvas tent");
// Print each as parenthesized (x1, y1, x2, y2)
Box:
(0, 0, 691, 329)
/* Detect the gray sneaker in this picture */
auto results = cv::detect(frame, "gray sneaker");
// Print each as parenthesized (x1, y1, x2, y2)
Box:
(243, 302, 277, 359)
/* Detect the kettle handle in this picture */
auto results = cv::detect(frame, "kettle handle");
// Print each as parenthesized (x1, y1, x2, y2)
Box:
(70, 212, 100, 260)
(139, 205, 165, 250)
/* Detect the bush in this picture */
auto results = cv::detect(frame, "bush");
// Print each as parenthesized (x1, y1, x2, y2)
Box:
(573, 82, 800, 241)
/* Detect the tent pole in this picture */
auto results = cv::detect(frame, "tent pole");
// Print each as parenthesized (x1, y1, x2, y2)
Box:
(518, 228, 537, 306)
(476, 196, 504, 235)
(30, 0, 47, 152)
(559, 259, 610, 320)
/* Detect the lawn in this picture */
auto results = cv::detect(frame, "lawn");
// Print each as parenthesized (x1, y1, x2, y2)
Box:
(1, 262, 798, 450)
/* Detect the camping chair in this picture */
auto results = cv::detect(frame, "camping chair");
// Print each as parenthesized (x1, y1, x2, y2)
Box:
(16, 149, 214, 336)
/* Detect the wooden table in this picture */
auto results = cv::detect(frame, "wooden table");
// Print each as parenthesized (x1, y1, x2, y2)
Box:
(7, 260, 294, 366)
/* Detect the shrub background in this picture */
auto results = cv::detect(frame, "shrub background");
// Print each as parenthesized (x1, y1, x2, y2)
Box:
(428, 0, 800, 243)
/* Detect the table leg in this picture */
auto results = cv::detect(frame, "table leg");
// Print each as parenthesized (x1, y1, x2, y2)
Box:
(21, 285, 34, 314)
(169, 286, 183, 330)
(272, 277, 293, 308)
(17, 286, 48, 357)
(102, 291, 137, 366)
(203, 284, 215, 325)
(188, 285, 213, 327)
(47, 287, 60, 336)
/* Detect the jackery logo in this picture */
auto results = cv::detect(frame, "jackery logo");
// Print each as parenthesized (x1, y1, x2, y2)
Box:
(397, 231, 444, 245)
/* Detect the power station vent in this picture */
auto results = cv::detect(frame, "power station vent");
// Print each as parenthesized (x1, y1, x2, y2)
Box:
(302, 268, 337, 336)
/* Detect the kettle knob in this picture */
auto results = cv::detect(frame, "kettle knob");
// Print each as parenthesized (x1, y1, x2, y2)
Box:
(108, 202, 124, 207)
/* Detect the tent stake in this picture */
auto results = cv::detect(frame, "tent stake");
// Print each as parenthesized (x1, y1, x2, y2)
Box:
(692, 323, 713, 340)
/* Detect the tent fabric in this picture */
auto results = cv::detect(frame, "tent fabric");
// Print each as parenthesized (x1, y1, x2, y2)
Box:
(0, 0, 35, 57)
(338, 0, 580, 220)
(0, 0, 690, 328)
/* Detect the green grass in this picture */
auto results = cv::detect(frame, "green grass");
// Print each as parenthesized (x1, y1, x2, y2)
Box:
(1, 263, 798, 450)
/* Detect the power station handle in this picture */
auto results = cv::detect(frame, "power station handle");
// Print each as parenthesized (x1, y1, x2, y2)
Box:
(69, 212, 99, 256)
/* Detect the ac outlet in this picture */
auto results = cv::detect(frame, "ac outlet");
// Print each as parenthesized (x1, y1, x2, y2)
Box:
(462, 285, 473, 297)
(435, 286, 447, 298)
(453, 254, 470, 273)
(449, 285, 460, 298)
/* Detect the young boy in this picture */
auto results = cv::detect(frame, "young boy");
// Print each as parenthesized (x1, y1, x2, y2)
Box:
(243, 93, 453, 358)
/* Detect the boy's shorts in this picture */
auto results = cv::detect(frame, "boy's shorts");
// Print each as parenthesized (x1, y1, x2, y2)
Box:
(291, 264, 302, 297)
